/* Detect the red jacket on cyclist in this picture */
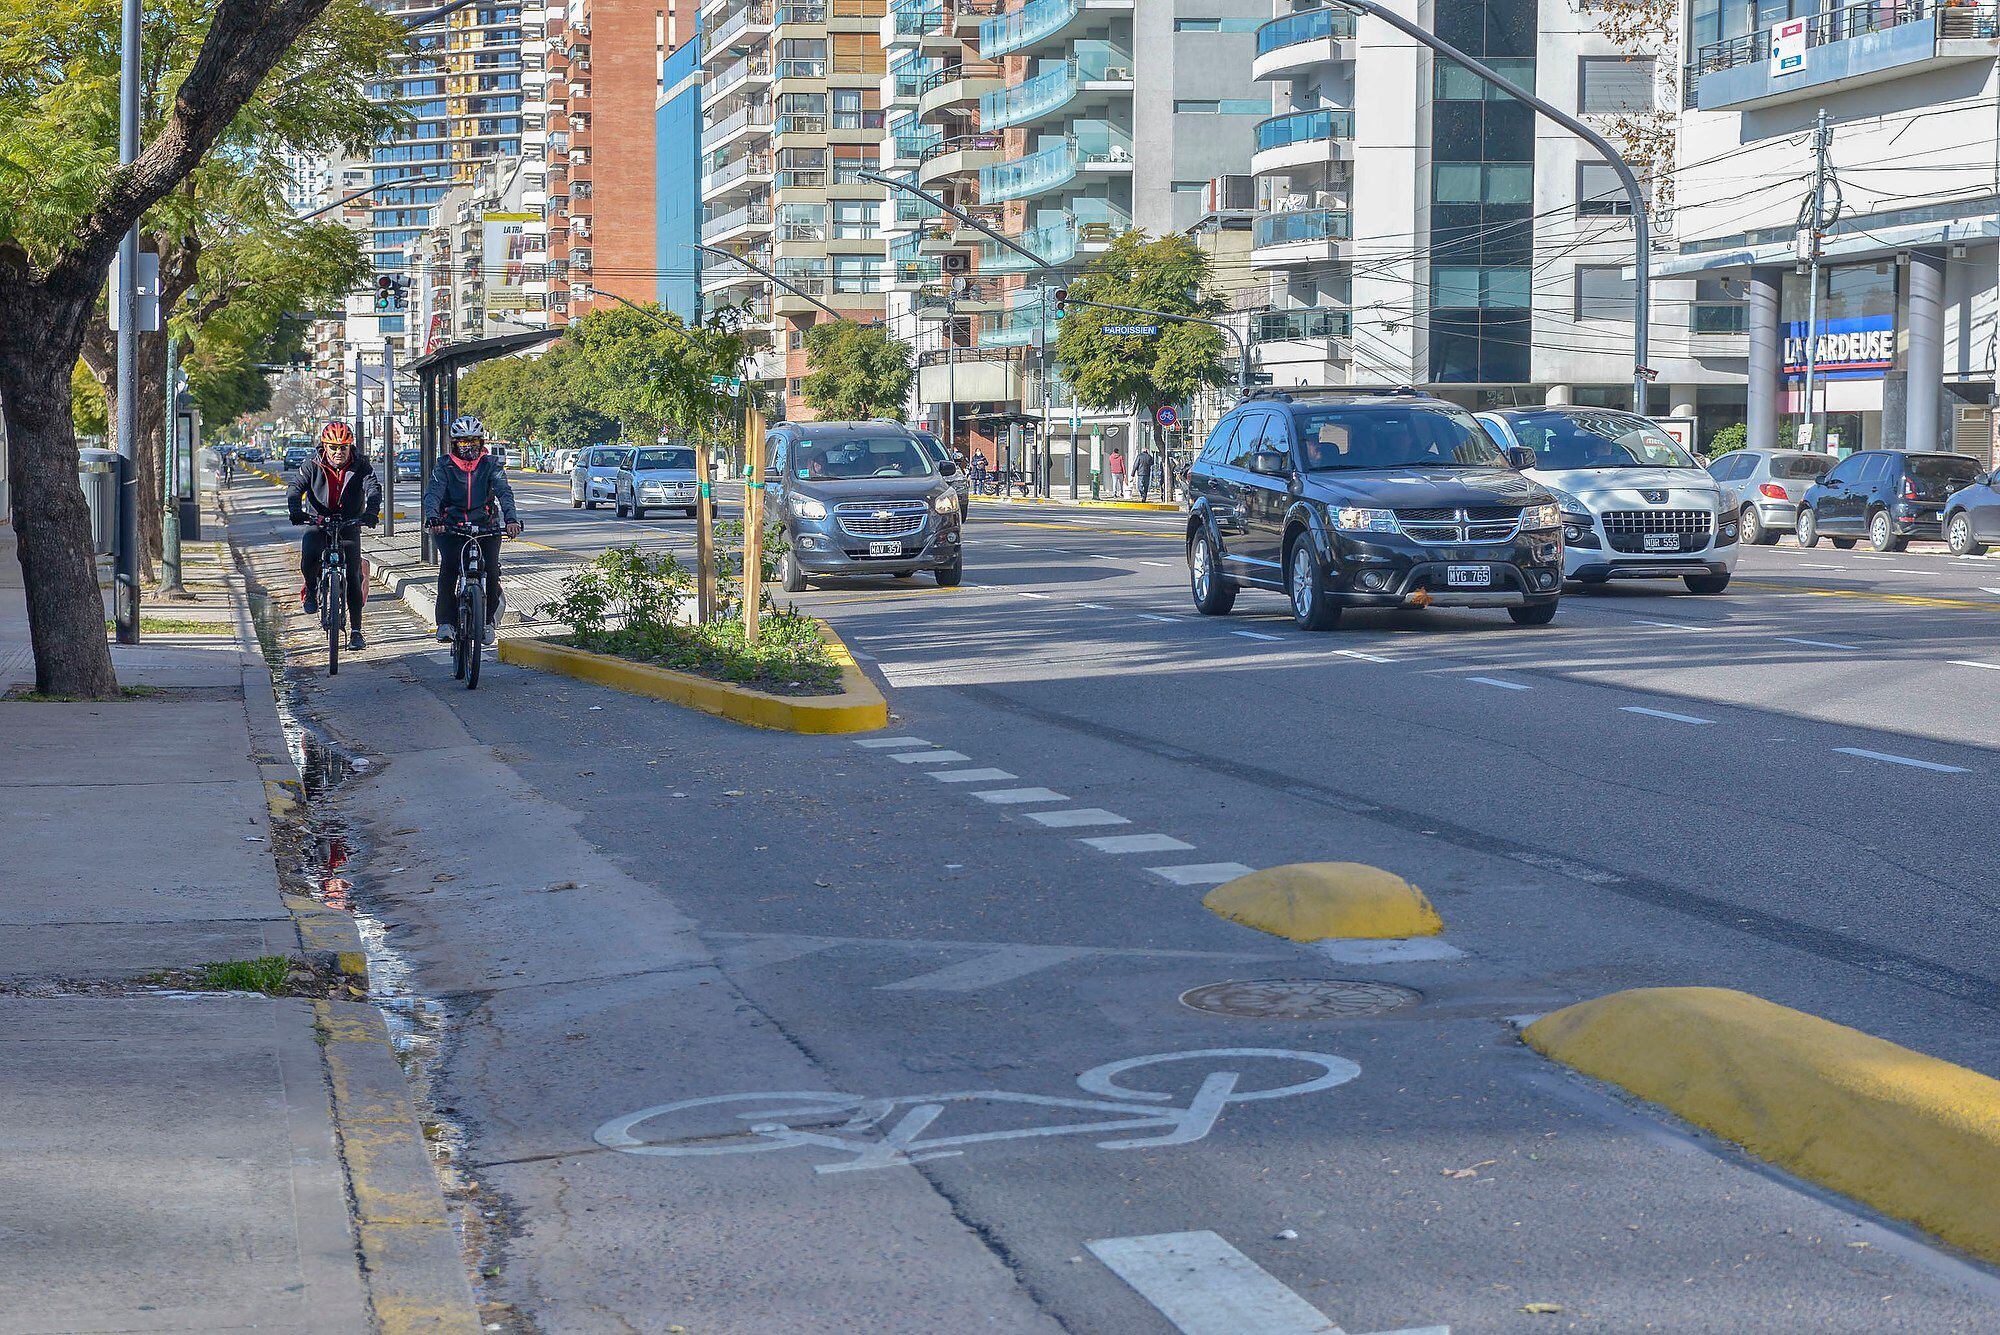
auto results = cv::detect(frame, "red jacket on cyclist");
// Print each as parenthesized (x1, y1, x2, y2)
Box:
(290, 422, 380, 650)
(422, 416, 522, 646)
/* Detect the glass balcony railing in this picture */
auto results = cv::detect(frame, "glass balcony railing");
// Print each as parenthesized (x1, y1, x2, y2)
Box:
(979, 0, 1075, 59)
(980, 51, 1130, 129)
(891, 3, 944, 37)
(1253, 208, 1350, 248)
(1255, 107, 1355, 153)
(978, 130, 1129, 201)
(978, 291, 1054, 346)
(1255, 6, 1356, 56)
(980, 217, 1078, 272)
(1252, 308, 1351, 343)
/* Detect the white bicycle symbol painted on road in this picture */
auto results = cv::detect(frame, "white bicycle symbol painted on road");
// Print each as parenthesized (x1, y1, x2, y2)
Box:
(594, 1047, 1360, 1175)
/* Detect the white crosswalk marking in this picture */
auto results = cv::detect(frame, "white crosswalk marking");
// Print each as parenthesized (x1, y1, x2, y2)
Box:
(972, 787, 1070, 805)
(1026, 808, 1132, 829)
(853, 736, 930, 749)
(1080, 833, 1195, 855)
(891, 750, 970, 764)
(929, 768, 1017, 784)
(1148, 862, 1256, 886)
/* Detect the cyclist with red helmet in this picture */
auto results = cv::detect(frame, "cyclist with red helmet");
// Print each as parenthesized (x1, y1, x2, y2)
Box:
(288, 421, 382, 650)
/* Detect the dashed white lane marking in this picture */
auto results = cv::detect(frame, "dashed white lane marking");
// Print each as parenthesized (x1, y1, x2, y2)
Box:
(1950, 660, 2000, 671)
(1465, 675, 1530, 691)
(1796, 562, 1844, 569)
(854, 736, 930, 749)
(1620, 706, 1715, 725)
(1027, 808, 1133, 829)
(1982, 587, 2000, 596)
(1148, 862, 1257, 886)
(1334, 649, 1391, 664)
(1852, 554, 1894, 561)
(1017, 591, 1052, 599)
(1630, 619, 1701, 632)
(1232, 630, 1284, 642)
(1835, 746, 1971, 774)
(973, 787, 1070, 805)
(1141, 560, 1175, 567)
(892, 750, 971, 764)
(1891, 568, 1927, 574)
(1077, 602, 1111, 610)
(930, 768, 1017, 784)
(879, 944, 1090, 992)
(1138, 613, 1182, 623)
(1081, 833, 1196, 855)
(1779, 637, 1858, 650)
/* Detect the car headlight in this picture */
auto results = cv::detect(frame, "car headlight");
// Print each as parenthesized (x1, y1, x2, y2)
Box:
(792, 496, 828, 520)
(1522, 502, 1561, 530)
(1332, 506, 1398, 533)
(934, 492, 959, 514)
(1547, 488, 1592, 524)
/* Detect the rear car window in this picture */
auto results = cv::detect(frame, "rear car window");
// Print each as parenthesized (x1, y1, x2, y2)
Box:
(1771, 454, 1832, 480)
(1910, 454, 1981, 497)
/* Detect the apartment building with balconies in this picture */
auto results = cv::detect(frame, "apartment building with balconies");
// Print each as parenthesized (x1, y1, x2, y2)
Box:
(700, 0, 891, 418)
(1663, 0, 2000, 458)
(1247, 0, 1737, 442)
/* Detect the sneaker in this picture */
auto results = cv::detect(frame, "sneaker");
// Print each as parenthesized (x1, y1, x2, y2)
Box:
(481, 622, 498, 648)
(347, 631, 365, 651)
(436, 624, 453, 643)
(302, 586, 319, 615)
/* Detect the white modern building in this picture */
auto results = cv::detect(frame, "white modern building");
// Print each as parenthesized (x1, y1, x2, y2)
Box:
(1664, 0, 1999, 458)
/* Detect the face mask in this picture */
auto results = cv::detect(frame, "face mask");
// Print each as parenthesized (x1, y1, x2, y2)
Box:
(453, 442, 482, 460)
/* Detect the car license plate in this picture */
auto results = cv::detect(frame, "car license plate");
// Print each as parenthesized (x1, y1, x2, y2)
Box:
(869, 541, 902, 557)
(1446, 564, 1490, 587)
(1644, 532, 1679, 551)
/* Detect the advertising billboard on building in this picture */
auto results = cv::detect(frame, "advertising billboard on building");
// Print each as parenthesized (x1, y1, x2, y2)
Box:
(482, 212, 539, 316)
(1781, 314, 1896, 381)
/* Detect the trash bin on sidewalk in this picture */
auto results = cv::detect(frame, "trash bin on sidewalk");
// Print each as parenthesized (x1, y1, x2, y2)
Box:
(76, 449, 119, 556)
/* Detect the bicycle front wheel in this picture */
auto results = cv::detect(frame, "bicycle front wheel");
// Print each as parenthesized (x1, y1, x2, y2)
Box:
(464, 593, 484, 690)
(325, 576, 343, 676)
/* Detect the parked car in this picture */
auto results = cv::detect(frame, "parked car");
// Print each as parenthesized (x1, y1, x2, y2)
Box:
(766, 422, 963, 589)
(1797, 449, 1984, 552)
(1703, 447, 1833, 545)
(551, 449, 579, 477)
(912, 429, 971, 518)
(1185, 390, 1563, 630)
(1477, 407, 1738, 594)
(1941, 469, 2000, 555)
(615, 444, 700, 519)
(571, 444, 633, 510)
(394, 449, 422, 483)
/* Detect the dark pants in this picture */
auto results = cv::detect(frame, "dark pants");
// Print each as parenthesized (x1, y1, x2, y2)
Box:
(302, 529, 365, 630)
(435, 532, 503, 628)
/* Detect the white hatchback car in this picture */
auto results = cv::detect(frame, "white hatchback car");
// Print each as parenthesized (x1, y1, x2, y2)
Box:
(570, 444, 633, 511)
(1477, 407, 1739, 595)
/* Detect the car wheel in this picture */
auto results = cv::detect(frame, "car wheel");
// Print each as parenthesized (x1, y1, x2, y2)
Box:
(583, 500, 598, 511)
(1796, 507, 1820, 548)
(1947, 511, 1987, 556)
(683, 507, 697, 519)
(933, 559, 963, 588)
(615, 499, 630, 519)
(1739, 505, 1766, 547)
(1868, 508, 1906, 552)
(1831, 538, 1857, 549)
(1187, 529, 1237, 616)
(632, 504, 648, 520)
(894, 571, 915, 579)
(780, 551, 809, 593)
(1287, 537, 1340, 631)
(1683, 573, 1731, 594)
(1508, 601, 1558, 626)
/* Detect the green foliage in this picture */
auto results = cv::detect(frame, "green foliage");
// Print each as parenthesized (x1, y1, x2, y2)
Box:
(194, 957, 296, 996)
(1053, 232, 1231, 432)
(72, 361, 106, 437)
(1706, 423, 1748, 455)
(565, 303, 747, 440)
(545, 545, 691, 647)
(801, 321, 914, 421)
(459, 344, 620, 451)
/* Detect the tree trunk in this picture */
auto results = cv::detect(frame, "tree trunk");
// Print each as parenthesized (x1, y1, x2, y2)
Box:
(0, 284, 121, 698)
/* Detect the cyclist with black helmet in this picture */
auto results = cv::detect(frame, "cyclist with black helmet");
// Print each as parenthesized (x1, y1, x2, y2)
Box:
(288, 421, 381, 651)
(423, 415, 522, 645)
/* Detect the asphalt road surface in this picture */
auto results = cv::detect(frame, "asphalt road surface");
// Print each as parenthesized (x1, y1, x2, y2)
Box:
(230, 472, 2000, 1333)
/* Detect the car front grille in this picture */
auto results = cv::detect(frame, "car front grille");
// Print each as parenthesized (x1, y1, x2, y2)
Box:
(1603, 509, 1713, 553)
(836, 501, 928, 538)
(1393, 506, 1522, 543)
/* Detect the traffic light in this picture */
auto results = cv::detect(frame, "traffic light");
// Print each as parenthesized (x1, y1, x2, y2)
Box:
(374, 276, 395, 312)
(1052, 287, 1068, 315)
(393, 275, 411, 310)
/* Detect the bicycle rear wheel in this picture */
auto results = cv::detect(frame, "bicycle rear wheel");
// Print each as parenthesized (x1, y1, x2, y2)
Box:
(464, 592, 485, 690)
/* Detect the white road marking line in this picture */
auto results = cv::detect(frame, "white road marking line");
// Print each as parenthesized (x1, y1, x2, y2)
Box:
(930, 768, 1018, 784)
(1017, 591, 1052, 599)
(1026, 808, 1133, 829)
(1796, 562, 1844, 569)
(1852, 554, 1893, 561)
(879, 945, 1088, 992)
(1080, 833, 1196, 855)
(1631, 619, 1701, 632)
(1620, 706, 1715, 725)
(1949, 660, 2000, 671)
(1891, 568, 1927, 574)
(1316, 938, 1467, 965)
(1465, 675, 1530, 691)
(1138, 613, 1182, 623)
(1779, 637, 1858, 650)
(1087, 1231, 1363, 1335)
(1077, 602, 1110, 610)
(973, 787, 1070, 805)
(891, 750, 971, 764)
(853, 736, 930, 749)
(1141, 560, 1174, 567)
(1232, 630, 1285, 642)
(1334, 649, 1391, 664)
(1833, 746, 1969, 774)
(1148, 862, 1257, 886)
(1982, 587, 2000, 596)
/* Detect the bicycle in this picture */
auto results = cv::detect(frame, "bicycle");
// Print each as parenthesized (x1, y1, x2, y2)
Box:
(434, 521, 505, 690)
(307, 516, 361, 677)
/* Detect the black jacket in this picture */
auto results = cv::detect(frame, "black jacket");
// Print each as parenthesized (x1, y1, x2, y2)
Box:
(422, 451, 519, 527)
(288, 451, 382, 526)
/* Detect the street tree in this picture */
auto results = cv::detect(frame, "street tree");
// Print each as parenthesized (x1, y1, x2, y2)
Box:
(459, 345, 619, 453)
(0, 0, 397, 697)
(565, 303, 746, 443)
(801, 321, 914, 421)
(1052, 232, 1231, 466)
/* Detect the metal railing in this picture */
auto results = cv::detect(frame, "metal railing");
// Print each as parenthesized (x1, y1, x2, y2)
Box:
(1686, 0, 1991, 78)
(979, 0, 1075, 59)
(1251, 308, 1351, 342)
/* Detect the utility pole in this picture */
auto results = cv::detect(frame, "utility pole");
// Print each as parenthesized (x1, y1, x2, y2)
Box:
(112, 0, 142, 644)
(161, 337, 184, 597)
(381, 341, 398, 536)
(945, 281, 958, 472)
(742, 399, 766, 644)
(1799, 108, 1835, 453)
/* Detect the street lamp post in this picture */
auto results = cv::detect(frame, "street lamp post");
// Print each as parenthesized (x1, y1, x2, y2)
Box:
(111, 0, 142, 645)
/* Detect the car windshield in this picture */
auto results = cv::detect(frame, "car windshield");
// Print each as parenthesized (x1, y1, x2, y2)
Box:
(1295, 405, 1508, 470)
(796, 435, 934, 480)
(1507, 410, 1699, 470)
(1910, 454, 1981, 497)
(591, 449, 626, 467)
(635, 448, 695, 471)
(1771, 453, 1832, 480)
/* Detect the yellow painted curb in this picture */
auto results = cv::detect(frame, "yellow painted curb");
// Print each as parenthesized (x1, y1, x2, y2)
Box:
(981, 495, 1182, 513)
(1524, 987, 2000, 1264)
(498, 618, 888, 734)
(1202, 862, 1443, 941)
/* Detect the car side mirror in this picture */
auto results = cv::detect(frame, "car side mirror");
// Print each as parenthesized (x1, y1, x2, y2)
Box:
(1249, 449, 1290, 476)
(939, 460, 960, 476)
(1506, 446, 1535, 471)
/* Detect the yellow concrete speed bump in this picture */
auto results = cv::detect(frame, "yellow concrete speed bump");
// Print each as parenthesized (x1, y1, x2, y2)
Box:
(1524, 987, 2000, 1265)
(1202, 862, 1443, 942)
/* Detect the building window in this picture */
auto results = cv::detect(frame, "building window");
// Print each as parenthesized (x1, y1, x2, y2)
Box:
(1575, 161, 1641, 215)
(1575, 264, 1635, 320)
(1434, 58, 1535, 101)
(1434, 266, 1532, 309)
(1175, 100, 1220, 114)
(1693, 275, 1747, 334)
(1578, 57, 1656, 115)
(1432, 163, 1533, 205)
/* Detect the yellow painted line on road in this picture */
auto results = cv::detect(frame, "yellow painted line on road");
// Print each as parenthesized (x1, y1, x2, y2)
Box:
(1736, 579, 2000, 612)
(1525, 987, 2000, 1266)
(980, 518, 1173, 539)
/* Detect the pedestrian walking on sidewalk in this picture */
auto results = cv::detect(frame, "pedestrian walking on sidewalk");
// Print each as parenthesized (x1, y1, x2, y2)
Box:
(423, 416, 522, 647)
(1107, 446, 1126, 498)
(1132, 448, 1154, 502)
(289, 422, 381, 651)
(970, 452, 989, 495)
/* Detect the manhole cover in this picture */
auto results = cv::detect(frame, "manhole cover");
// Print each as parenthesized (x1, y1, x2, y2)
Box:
(1180, 978, 1422, 1020)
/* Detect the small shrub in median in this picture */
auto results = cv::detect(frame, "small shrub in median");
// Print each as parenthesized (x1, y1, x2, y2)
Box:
(546, 544, 842, 694)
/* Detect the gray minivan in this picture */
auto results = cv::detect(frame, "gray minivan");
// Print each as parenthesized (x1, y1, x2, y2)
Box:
(570, 444, 632, 511)
(766, 422, 964, 591)
(615, 444, 700, 519)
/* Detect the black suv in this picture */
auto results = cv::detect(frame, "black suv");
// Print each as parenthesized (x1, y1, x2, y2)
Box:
(766, 421, 964, 590)
(1797, 449, 1984, 552)
(1184, 391, 1565, 629)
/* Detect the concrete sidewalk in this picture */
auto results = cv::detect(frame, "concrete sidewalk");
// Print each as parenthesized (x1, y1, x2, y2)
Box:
(0, 517, 476, 1333)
